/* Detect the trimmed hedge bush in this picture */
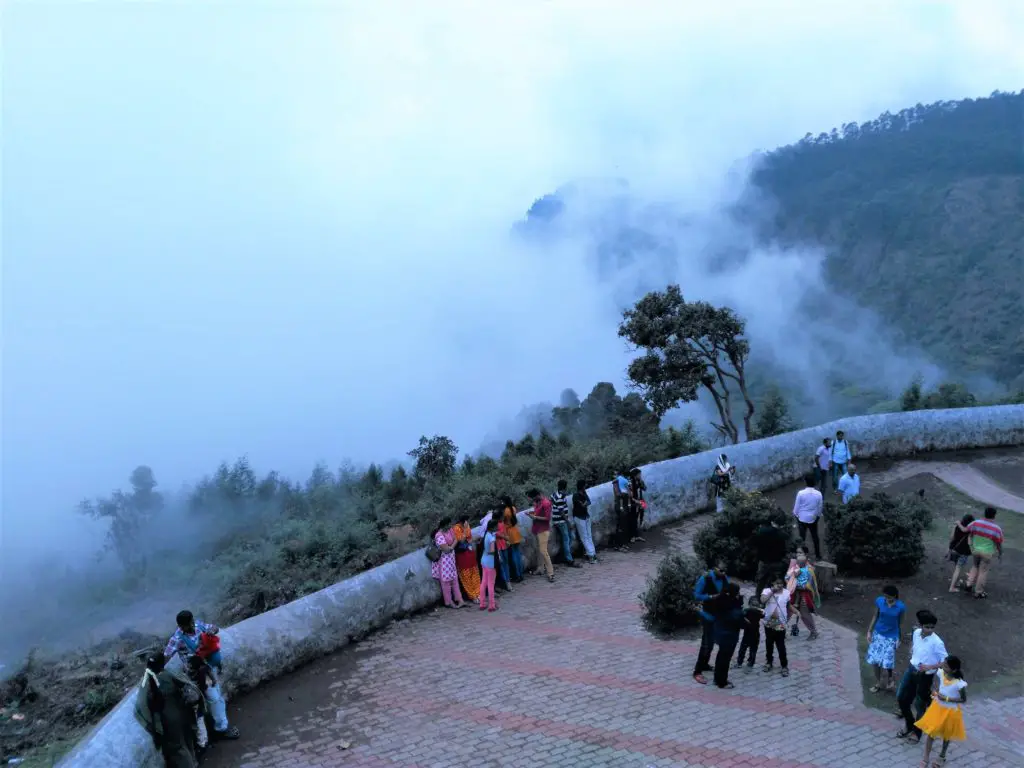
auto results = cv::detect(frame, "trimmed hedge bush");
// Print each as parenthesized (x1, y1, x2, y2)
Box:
(639, 552, 705, 633)
(692, 489, 795, 578)
(823, 492, 931, 577)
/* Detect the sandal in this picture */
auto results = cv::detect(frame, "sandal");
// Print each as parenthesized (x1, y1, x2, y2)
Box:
(974, 592, 988, 599)
(869, 685, 882, 693)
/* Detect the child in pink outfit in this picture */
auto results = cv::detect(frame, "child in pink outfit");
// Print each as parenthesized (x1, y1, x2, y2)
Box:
(479, 518, 499, 612)
(430, 517, 464, 608)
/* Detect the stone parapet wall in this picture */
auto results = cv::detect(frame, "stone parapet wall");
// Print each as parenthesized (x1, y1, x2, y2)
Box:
(59, 405, 1024, 767)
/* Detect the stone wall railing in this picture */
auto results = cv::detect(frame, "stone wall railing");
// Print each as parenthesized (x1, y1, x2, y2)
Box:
(59, 405, 1024, 767)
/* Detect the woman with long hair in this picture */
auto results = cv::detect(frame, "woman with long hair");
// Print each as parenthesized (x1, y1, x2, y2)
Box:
(915, 655, 968, 767)
(501, 496, 525, 582)
(786, 548, 821, 640)
(133, 653, 204, 767)
(947, 513, 974, 592)
(452, 515, 480, 601)
(430, 517, 464, 608)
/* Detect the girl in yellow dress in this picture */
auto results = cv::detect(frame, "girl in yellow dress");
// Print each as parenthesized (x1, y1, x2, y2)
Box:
(915, 655, 967, 767)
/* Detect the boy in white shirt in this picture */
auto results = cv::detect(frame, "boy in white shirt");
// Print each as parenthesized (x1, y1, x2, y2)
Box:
(896, 609, 947, 743)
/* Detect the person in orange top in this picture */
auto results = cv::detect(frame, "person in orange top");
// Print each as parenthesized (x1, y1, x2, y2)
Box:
(453, 515, 481, 601)
(495, 513, 514, 592)
(501, 496, 524, 583)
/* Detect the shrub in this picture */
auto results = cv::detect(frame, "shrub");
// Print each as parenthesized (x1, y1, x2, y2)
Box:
(639, 552, 704, 633)
(823, 492, 927, 577)
(692, 489, 793, 578)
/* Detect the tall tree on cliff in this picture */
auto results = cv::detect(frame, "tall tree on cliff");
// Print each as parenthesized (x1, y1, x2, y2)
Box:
(618, 285, 755, 443)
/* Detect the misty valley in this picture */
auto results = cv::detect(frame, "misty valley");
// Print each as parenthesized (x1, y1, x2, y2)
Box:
(3, 70, 1023, 768)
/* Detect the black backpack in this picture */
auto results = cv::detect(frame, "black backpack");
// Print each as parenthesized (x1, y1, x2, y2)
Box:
(425, 535, 441, 562)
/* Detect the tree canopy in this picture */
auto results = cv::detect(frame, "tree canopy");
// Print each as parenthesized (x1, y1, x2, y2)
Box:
(619, 285, 754, 443)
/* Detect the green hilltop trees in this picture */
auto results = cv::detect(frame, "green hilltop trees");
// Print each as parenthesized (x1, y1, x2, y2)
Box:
(619, 284, 755, 444)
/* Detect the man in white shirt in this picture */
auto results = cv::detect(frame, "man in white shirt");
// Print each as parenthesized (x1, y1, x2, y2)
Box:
(813, 437, 832, 491)
(896, 610, 947, 742)
(792, 474, 824, 560)
(837, 463, 861, 504)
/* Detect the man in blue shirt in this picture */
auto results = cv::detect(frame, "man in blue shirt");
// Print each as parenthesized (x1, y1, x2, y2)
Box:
(837, 463, 861, 504)
(692, 561, 729, 685)
(830, 430, 852, 488)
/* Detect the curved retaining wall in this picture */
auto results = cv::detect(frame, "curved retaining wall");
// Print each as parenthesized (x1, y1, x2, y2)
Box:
(59, 404, 1024, 767)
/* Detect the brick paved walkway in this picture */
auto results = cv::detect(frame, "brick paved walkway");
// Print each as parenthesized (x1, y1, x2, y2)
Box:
(206, 518, 1021, 768)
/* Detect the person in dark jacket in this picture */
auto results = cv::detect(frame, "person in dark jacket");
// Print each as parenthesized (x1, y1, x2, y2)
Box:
(753, 520, 790, 593)
(134, 653, 204, 767)
(692, 561, 729, 685)
(947, 513, 974, 592)
(710, 582, 745, 689)
(735, 594, 764, 670)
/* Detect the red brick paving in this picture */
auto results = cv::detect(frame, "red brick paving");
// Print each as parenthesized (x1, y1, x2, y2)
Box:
(204, 521, 1021, 768)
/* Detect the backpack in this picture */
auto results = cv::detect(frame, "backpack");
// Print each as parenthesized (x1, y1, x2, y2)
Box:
(425, 535, 442, 562)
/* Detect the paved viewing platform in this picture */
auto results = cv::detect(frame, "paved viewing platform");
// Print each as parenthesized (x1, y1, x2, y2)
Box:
(203, 512, 1023, 768)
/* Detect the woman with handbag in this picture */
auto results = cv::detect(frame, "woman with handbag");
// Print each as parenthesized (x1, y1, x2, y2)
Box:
(430, 518, 464, 608)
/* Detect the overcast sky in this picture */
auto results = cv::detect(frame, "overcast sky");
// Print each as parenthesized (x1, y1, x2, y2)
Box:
(3, 1, 1023, 556)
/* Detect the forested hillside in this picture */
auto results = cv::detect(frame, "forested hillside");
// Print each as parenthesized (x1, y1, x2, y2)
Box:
(751, 90, 1024, 387)
(518, 90, 1024, 392)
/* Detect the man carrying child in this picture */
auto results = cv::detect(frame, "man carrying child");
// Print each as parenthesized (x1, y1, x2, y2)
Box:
(164, 610, 240, 741)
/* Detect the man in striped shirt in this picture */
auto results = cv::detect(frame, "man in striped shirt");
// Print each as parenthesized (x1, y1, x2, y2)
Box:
(551, 480, 581, 568)
(965, 507, 1003, 599)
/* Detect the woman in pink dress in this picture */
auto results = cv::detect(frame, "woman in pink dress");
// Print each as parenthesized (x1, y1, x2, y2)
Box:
(431, 517, 464, 608)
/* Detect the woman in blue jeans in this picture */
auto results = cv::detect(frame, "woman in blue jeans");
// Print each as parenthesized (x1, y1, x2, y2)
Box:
(572, 479, 597, 563)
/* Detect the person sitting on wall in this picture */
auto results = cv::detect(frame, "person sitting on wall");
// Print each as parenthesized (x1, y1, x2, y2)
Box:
(164, 610, 239, 741)
(134, 651, 205, 766)
(711, 454, 736, 514)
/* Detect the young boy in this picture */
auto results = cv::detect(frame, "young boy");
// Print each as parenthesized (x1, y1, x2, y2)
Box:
(735, 594, 764, 670)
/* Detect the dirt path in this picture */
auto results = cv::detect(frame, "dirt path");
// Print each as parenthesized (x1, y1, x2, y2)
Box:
(862, 460, 1024, 513)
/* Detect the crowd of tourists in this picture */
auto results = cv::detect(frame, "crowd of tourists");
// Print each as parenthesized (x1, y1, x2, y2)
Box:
(131, 426, 1005, 767)
(695, 556, 975, 766)
(700, 429, 1005, 768)
(425, 468, 648, 610)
